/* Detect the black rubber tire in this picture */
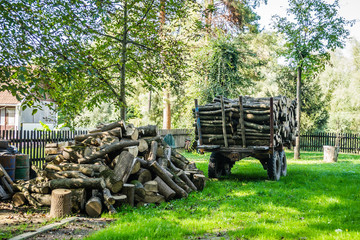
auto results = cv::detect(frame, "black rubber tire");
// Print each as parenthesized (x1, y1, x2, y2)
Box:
(222, 162, 232, 176)
(208, 152, 224, 178)
(279, 150, 287, 176)
(267, 151, 281, 181)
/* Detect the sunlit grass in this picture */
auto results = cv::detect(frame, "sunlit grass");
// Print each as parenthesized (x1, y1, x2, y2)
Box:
(86, 150, 360, 240)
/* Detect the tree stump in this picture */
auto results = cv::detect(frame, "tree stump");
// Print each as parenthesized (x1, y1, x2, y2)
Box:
(50, 189, 72, 218)
(323, 146, 339, 163)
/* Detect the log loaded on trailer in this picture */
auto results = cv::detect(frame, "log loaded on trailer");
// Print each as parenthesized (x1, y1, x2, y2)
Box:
(193, 96, 298, 181)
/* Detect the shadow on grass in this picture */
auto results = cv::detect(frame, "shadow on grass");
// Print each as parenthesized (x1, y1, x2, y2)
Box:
(87, 151, 360, 240)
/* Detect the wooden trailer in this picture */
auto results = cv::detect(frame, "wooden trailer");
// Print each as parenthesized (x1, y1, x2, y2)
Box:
(194, 96, 297, 181)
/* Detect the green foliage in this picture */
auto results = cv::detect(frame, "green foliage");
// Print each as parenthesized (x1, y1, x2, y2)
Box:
(317, 44, 360, 133)
(200, 36, 265, 102)
(275, 66, 329, 132)
(274, 0, 351, 74)
(0, 0, 191, 125)
(86, 151, 360, 240)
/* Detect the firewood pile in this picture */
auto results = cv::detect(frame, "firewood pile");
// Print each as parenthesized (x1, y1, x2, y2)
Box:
(194, 95, 297, 148)
(9, 121, 206, 217)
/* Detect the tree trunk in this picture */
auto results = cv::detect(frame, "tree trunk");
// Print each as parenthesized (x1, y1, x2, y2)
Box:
(113, 151, 135, 183)
(119, 0, 128, 120)
(149, 161, 187, 198)
(99, 169, 123, 193)
(78, 140, 139, 164)
(121, 183, 135, 207)
(294, 66, 301, 159)
(50, 189, 72, 218)
(85, 196, 102, 217)
(153, 176, 175, 200)
(49, 178, 106, 190)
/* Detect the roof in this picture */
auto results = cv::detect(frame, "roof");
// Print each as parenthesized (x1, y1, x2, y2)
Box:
(0, 91, 20, 105)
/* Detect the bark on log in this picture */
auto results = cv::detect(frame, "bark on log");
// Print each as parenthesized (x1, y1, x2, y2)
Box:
(179, 172, 197, 191)
(147, 141, 158, 162)
(104, 200, 117, 214)
(99, 169, 123, 193)
(49, 178, 106, 190)
(14, 184, 41, 207)
(125, 124, 139, 140)
(12, 192, 27, 207)
(130, 160, 141, 175)
(124, 146, 139, 157)
(122, 183, 135, 207)
(103, 188, 115, 205)
(50, 189, 72, 218)
(149, 161, 188, 198)
(137, 125, 158, 137)
(75, 128, 122, 142)
(193, 174, 206, 191)
(91, 121, 126, 133)
(171, 150, 190, 165)
(144, 181, 158, 193)
(78, 140, 139, 164)
(131, 180, 146, 198)
(138, 139, 149, 153)
(70, 188, 86, 212)
(128, 168, 152, 184)
(32, 193, 51, 206)
(170, 156, 187, 170)
(85, 196, 102, 217)
(13, 182, 50, 194)
(134, 193, 165, 204)
(46, 163, 95, 177)
(45, 148, 59, 155)
(113, 151, 135, 183)
(153, 176, 175, 201)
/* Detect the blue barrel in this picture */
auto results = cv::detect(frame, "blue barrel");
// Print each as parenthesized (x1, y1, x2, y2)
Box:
(15, 154, 30, 180)
(0, 155, 16, 181)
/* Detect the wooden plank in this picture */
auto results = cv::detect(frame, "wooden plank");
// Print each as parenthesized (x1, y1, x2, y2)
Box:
(194, 99, 203, 146)
(1, 176, 13, 194)
(238, 96, 246, 148)
(0, 163, 14, 185)
(220, 96, 228, 148)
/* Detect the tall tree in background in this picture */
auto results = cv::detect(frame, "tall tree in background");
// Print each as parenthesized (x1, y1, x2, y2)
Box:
(0, 0, 189, 124)
(274, 0, 351, 159)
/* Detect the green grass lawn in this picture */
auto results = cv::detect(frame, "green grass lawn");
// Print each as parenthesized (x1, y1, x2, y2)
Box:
(87, 151, 360, 240)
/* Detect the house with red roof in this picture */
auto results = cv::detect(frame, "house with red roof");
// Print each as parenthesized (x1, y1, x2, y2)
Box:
(0, 90, 57, 131)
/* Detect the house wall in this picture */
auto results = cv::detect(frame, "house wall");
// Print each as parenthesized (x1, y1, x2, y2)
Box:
(19, 101, 57, 130)
(0, 106, 17, 130)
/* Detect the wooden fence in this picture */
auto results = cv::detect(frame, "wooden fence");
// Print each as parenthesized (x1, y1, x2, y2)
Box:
(300, 132, 360, 154)
(1, 129, 87, 167)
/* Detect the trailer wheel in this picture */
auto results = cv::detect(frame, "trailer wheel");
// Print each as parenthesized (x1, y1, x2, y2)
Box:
(223, 162, 232, 176)
(267, 151, 281, 181)
(208, 152, 224, 178)
(279, 150, 287, 176)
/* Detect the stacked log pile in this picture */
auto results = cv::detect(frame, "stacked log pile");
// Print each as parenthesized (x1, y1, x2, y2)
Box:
(10, 121, 205, 217)
(194, 96, 297, 148)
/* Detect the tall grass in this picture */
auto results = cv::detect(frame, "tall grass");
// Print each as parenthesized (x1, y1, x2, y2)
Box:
(87, 151, 360, 240)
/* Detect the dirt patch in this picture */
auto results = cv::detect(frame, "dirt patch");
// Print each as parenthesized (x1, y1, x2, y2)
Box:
(0, 200, 115, 240)
(29, 218, 115, 240)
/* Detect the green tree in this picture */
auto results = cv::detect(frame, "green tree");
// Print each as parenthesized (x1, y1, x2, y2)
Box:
(0, 0, 189, 125)
(273, 0, 351, 159)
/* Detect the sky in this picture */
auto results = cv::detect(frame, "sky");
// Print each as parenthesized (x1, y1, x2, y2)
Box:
(254, 0, 360, 53)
